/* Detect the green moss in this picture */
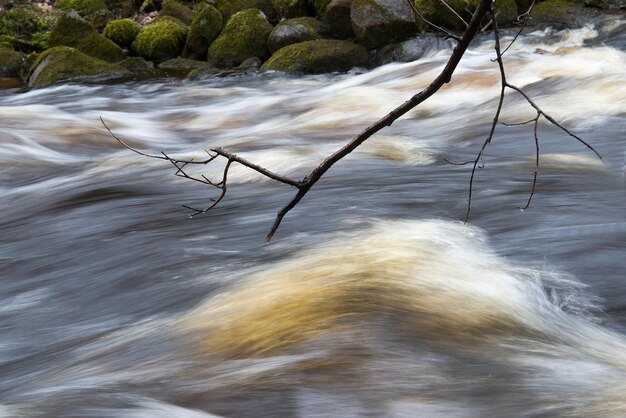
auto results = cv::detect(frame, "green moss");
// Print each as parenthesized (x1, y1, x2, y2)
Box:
(48, 11, 125, 62)
(55, 0, 108, 15)
(160, 0, 195, 25)
(260, 39, 368, 73)
(182, 4, 222, 60)
(104, 0, 136, 17)
(0, 5, 53, 52)
(27, 46, 130, 87)
(139, 0, 161, 12)
(131, 16, 188, 61)
(413, 0, 467, 30)
(0, 47, 24, 77)
(270, 0, 309, 19)
(207, 8, 272, 68)
(211, 0, 276, 23)
(531, 0, 578, 25)
(103, 18, 140, 47)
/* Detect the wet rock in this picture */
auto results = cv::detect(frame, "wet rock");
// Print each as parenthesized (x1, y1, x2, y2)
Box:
(270, 0, 309, 18)
(373, 34, 452, 66)
(117, 56, 154, 73)
(131, 16, 188, 61)
(158, 56, 212, 75)
(207, 9, 272, 68)
(0, 47, 24, 77)
(103, 18, 141, 48)
(413, 0, 467, 30)
(325, 0, 354, 39)
(27, 45, 130, 87)
(267, 17, 329, 53)
(239, 56, 262, 69)
(261, 39, 368, 73)
(351, 0, 418, 50)
(309, 0, 331, 18)
(160, 0, 194, 25)
(182, 4, 222, 60)
(48, 11, 125, 62)
(211, 0, 276, 22)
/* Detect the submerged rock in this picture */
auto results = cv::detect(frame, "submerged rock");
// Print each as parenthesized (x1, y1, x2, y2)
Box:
(27, 46, 130, 87)
(0, 47, 24, 77)
(207, 9, 273, 68)
(117, 56, 155, 73)
(261, 39, 368, 73)
(373, 34, 452, 65)
(267, 17, 330, 53)
(132, 16, 188, 61)
(158, 57, 213, 75)
(48, 11, 125, 62)
(182, 4, 223, 60)
(103, 18, 141, 48)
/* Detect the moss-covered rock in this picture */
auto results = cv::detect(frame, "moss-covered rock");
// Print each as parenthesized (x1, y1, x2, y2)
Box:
(0, 5, 53, 52)
(467, 0, 518, 25)
(270, 0, 310, 18)
(351, 0, 418, 50)
(0, 47, 25, 77)
(182, 4, 222, 60)
(158, 57, 213, 75)
(413, 0, 467, 30)
(261, 39, 368, 73)
(55, 0, 109, 15)
(27, 46, 131, 87)
(139, 0, 161, 13)
(103, 18, 141, 47)
(325, 0, 354, 39)
(212, 0, 276, 22)
(117, 56, 155, 73)
(207, 9, 272, 68)
(160, 0, 195, 25)
(48, 11, 125, 62)
(267, 17, 329, 53)
(132, 16, 188, 61)
(530, 0, 587, 28)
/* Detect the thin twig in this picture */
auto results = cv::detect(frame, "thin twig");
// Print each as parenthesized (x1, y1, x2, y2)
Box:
(405, 0, 461, 42)
(500, 0, 536, 57)
(519, 113, 540, 209)
(435, 0, 468, 28)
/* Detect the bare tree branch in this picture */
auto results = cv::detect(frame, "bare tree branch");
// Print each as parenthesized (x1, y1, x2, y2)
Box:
(406, 0, 461, 42)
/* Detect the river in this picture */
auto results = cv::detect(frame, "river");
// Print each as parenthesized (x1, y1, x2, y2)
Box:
(0, 22, 625, 417)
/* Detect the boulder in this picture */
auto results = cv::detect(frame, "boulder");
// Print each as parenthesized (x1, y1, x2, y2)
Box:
(132, 16, 188, 61)
(103, 18, 141, 48)
(351, 0, 418, 50)
(27, 46, 130, 87)
(211, 0, 276, 22)
(325, 0, 354, 39)
(207, 9, 273, 68)
(48, 11, 125, 62)
(182, 4, 222, 60)
(117, 56, 155, 73)
(270, 0, 309, 19)
(373, 34, 451, 66)
(267, 17, 330, 53)
(413, 0, 467, 30)
(261, 39, 368, 73)
(158, 57, 212, 75)
(160, 0, 195, 25)
(0, 5, 53, 52)
(0, 47, 24, 77)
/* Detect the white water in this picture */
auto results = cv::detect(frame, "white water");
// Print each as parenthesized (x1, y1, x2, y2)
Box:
(0, 24, 625, 417)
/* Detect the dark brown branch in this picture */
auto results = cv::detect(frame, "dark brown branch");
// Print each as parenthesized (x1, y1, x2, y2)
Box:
(500, 0, 536, 57)
(519, 113, 541, 210)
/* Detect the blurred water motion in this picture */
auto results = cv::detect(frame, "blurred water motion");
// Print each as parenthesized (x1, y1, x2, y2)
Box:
(0, 23, 625, 417)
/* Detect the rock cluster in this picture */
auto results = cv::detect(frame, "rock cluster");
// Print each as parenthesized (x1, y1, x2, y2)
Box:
(0, 0, 622, 88)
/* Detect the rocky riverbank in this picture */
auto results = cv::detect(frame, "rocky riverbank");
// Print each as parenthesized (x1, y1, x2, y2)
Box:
(0, 0, 624, 88)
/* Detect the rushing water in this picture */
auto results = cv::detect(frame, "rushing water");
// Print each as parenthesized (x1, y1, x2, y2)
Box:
(1, 22, 625, 417)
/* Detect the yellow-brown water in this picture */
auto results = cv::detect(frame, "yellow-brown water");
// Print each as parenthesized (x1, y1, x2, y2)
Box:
(0, 22, 625, 417)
